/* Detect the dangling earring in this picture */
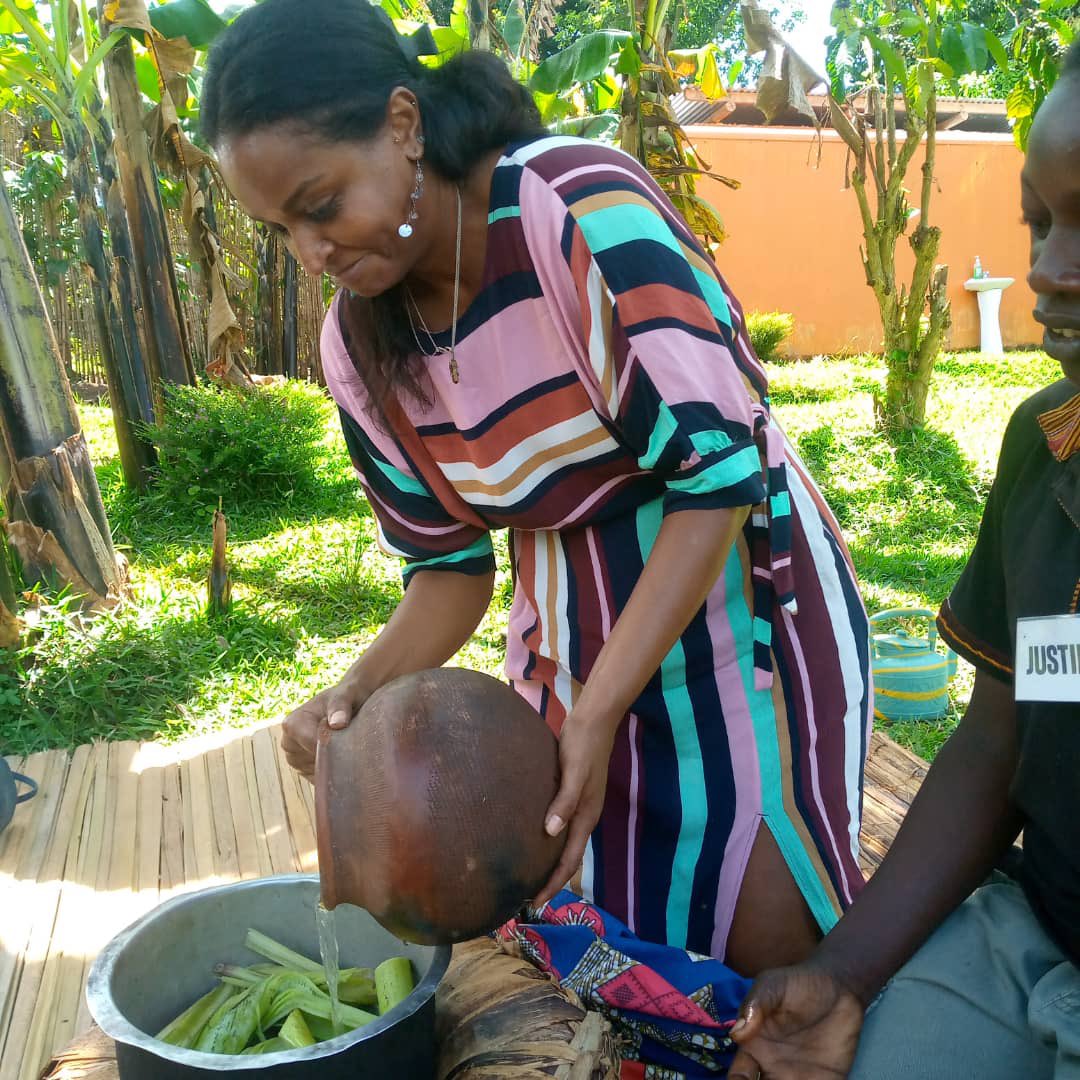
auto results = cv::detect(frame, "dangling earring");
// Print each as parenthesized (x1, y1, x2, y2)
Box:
(398, 158, 424, 239)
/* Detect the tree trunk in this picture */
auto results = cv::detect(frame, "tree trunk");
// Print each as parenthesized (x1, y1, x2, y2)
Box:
(65, 130, 157, 489)
(0, 527, 15, 611)
(0, 174, 125, 607)
(468, 0, 490, 51)
(254, 224, 276, 375)
(0, 530, 19, 650)
(282, 250, 298, 379)
(880, 83, 950, 432)
(100, 31, 195, 405)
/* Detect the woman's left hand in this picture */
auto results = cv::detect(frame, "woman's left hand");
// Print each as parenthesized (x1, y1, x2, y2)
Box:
(533, 708, 618, 909)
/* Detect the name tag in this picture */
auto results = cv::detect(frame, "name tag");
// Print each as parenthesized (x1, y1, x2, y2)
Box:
(1015, 615, 1080, 703)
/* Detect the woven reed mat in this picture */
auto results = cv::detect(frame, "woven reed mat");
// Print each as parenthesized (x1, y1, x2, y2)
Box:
(39, 937, 619, 1080)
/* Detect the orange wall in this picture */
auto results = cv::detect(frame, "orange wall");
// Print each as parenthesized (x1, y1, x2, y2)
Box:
(687, 126, 1042, 357)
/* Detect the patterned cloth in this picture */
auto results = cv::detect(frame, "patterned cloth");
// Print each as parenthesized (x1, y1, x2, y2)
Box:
(1037, 389, 1080, 461)
(499, 890, 751, 1077)
(323, 135, 873, 959)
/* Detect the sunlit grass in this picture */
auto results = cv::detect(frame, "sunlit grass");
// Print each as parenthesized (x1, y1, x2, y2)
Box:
(769, 349, 1058, 757)
(0, 348, 1060, 760)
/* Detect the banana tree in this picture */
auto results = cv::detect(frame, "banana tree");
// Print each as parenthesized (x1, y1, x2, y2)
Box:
(1003, 0, 1075, 149)
(529, 5, 738, 245)
(0, 172, 125, 608)
(100, 0, 196, 400)
(116, 0, 273, 387)
(0, 0, 158, 487)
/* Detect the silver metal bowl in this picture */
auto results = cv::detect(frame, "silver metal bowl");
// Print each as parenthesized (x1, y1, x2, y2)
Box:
(86, 874, 451, 1079)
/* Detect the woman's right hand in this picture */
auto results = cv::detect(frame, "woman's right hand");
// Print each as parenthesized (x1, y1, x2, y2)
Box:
(281, 674, 374, 781)
(728, 963, 865, 1080)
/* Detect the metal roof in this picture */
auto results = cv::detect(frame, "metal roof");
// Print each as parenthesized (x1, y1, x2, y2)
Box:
(672, 89, 1012, 135)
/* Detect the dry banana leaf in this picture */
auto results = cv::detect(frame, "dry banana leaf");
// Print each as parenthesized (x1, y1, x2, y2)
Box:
(39, 1026, 118, 1080)
(0, 595, 20, 649)
(740, 0, 826, 125)
(106, 0, 257, 388)
(436, 937, 619, 1079)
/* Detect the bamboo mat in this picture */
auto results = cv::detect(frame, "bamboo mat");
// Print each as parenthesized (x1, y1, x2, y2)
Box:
(0, 726, 925, 1080)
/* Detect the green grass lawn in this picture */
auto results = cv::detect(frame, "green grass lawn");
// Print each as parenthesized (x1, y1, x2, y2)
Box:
(0, 349, 1060, 761)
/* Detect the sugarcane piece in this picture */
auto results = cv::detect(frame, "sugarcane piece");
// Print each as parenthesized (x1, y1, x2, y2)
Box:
(279, 1009, 317, 1049)
(244, 929, 323, 974)
(213, 963, 264, 989)
(375, 956, 415, 1015)
(257, 970, 376, 1032)
(334, 967, 377, 1006)
(241, 960, 377, 1006)
(195, 988, 262, 1054)
(155, 983, 236, 1048)
(302, 966, 376, 1006)
(301, 1012, 337, 1042)
(240, 1036, 291, 1055)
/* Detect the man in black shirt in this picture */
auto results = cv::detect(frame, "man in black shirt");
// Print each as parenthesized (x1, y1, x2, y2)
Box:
(726, 40, 1080, 1080)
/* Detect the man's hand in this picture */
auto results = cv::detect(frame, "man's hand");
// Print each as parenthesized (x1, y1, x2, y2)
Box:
(728, 963, 865, 1080)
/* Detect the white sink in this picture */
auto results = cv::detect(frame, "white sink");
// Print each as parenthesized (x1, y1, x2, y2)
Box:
(964, 276, 1014, 355)
(964, 276, 1014, 292)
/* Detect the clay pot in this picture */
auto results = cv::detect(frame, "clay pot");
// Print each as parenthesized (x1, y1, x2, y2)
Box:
(315, 668, 566, 945)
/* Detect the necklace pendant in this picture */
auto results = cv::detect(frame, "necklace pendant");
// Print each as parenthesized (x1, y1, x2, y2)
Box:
(449, 352, 460, 384)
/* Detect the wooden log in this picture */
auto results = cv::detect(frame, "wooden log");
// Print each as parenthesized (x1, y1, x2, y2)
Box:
(38, 1025, 116, 1080)
(435, 938, 619, 1079)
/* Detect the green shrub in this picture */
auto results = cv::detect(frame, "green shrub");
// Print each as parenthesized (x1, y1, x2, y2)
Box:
(747, 311, 795, 363)
(149, 380, 335, 513)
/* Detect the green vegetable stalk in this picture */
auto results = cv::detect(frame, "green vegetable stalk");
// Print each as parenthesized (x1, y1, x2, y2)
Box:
(244, 929, 324, 973)
(195, 988, 262, 1055)
(375, 957, 415, 1015)
(156, 928, 401, 1055)
(279, 1009, 317, 1049)
(240, 1037, 290, 1055)
(155, 983, 236, 1048)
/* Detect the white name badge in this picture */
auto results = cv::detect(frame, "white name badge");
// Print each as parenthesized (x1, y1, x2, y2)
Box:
(1015, 615, 1080, 703)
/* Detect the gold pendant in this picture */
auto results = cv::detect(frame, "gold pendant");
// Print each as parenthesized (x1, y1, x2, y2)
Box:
(449, 352, 460, 384)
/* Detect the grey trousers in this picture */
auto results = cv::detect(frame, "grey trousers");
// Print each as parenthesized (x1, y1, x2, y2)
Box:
(850, 877, 1080, 1079)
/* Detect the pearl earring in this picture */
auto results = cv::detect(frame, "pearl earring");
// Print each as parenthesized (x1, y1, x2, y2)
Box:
(399, 158, 424, 239)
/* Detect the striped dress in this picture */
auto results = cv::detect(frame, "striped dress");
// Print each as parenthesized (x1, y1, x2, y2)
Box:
(322, 135, 873, 960)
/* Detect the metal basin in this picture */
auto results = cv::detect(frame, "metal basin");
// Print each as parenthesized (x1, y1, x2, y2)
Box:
(87, 874, 451, 1079)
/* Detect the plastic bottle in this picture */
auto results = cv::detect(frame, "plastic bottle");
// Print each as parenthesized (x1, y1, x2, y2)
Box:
(973, 256, 983, 279)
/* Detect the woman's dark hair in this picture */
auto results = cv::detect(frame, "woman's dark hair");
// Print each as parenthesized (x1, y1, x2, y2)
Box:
(201, 0, 546, 414)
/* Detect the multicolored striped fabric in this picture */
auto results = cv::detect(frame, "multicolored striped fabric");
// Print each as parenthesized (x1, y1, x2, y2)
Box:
(1037, 390, 1080, 461)
(322, 136, 873, 959)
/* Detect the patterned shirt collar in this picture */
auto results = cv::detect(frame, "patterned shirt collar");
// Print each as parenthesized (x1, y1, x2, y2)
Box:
(1038, 390, 1080, 462)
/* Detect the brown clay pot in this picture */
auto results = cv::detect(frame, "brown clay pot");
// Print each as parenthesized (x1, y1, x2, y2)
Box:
(315, 668, 566, 945)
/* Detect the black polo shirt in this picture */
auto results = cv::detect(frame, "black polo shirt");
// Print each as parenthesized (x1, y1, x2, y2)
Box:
(938, 378, 1080, 965)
